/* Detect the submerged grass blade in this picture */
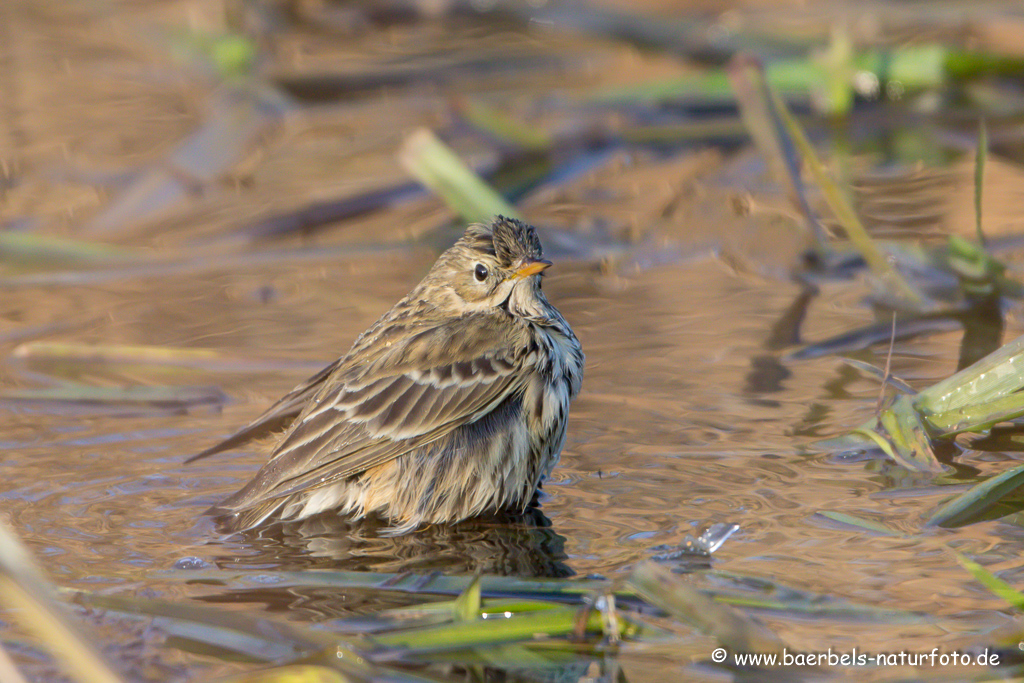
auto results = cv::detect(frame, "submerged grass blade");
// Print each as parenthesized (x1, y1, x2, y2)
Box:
(164, 569, 631, 604)
(238, 182, 427, 241)
(707, 570, 924, 622)
(67, 590, 379, 677)
(0, 383, 227, 408)
(956, 554, 1024, 610)
(399, 128, 520, 225)
(425, 643, 564, 668)
(0, 524, 123, 683)
(0, 243, 418, 291)
(627, 562, 784, 655)
(711, 591, 921, 622)
(68, 591, 336, 652)
(816, 511, 904, 536)
(790, 316, 961, 360)
(85, 87, 288, 236)
(926, 463, 1024, 527)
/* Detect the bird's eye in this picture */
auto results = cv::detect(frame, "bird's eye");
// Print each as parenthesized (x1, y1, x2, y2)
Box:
(474, 263, 489, 282)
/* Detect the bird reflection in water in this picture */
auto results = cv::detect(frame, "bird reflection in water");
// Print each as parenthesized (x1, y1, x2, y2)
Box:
(209, 505, 573, 580)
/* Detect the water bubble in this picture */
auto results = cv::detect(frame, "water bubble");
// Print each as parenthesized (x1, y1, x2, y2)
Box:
(173, 557, 211, 570)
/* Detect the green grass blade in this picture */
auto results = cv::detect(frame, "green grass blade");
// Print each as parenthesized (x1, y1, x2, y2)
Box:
(877, 394, 944, 473)
(914, 334, 1024, 414)
(818, 27, 854, 116)
(599, 45, 950, 104)
(370, 606, 617, 653)
(455, 99, 551, 151)
(356, 599, 566, 633)
(924, 392, 1024, 435)
(926, 463, 1024, 527)
(850, 426, 901, 465)
(399, 128, 520, 224)
(454, 575, 482, 622)
(956, 554, 1024, 610)
(0, 232, 134, 267)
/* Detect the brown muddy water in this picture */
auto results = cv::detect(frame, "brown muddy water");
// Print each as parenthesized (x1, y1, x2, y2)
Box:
(4, 0, 1024, 681)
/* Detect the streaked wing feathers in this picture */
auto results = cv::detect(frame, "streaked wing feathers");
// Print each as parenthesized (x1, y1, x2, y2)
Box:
(185, 357, 343, 463)
(217, 316, 529, 512)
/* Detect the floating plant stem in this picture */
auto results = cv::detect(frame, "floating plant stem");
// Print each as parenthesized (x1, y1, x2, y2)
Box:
(765, 79, 926, 308)
(975, 120, 987, 246)
(399, 128, 521, 224)
(0, 524, 123, 683)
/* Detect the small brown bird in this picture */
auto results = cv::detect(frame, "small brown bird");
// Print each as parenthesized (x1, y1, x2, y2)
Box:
(192, 217, 584, 534)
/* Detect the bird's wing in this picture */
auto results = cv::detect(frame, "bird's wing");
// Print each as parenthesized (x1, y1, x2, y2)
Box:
(215, 313, 531, 515)
(185, 357, 344, 463)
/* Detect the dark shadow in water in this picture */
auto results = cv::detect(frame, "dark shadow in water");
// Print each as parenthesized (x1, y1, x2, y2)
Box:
(764, 281, 817, 351)
(745, 281, 812, 395)
(211, 505, 574, 579)
(957, 295, 1004, 371)
(965, 425, 1024, 453)
(745, 355, 791, 395)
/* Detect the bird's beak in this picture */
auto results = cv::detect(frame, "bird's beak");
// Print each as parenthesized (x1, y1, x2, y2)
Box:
(513, 257, 552, 279)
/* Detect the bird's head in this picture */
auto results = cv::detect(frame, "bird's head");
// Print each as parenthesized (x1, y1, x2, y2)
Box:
(422, 217, 553, 318)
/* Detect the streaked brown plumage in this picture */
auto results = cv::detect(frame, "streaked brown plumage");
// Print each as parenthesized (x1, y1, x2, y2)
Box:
(192, 217, 584, 534)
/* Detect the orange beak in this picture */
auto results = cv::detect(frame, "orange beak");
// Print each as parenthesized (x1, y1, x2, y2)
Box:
(513, 257, 552, 279)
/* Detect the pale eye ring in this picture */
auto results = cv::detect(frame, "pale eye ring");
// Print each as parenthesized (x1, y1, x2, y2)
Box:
(474, 263, 489, 282)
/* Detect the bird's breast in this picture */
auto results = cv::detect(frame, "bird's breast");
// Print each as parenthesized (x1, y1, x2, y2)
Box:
(524, 325, 582, 443)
